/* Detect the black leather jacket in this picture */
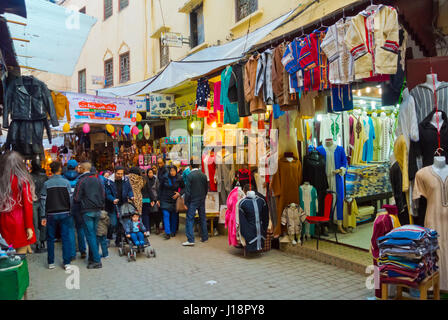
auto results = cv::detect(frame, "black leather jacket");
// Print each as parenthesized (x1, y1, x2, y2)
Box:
(3, 76, 59, 128)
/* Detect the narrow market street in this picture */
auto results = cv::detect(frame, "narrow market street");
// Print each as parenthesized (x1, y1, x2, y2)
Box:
(26, 231, 371, 300)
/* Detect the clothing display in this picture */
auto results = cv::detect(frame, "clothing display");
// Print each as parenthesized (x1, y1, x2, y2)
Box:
(202, 152, 217, 192)
(271, 157, 303, 236)
(331, 85, 353, 112)
(51, 91, 70, 122)
(410, 82, 448, 127)
(346, 163, 392, 198)
(302, 150, 329, 216)
(221, 66, 240, 124)
(299, 184, 318, 236)
(215, 151, 235, 203)
(321, 17, 354, 85)
(343, 198, 358, 229)
(317, 144, 347, 221)
(281, 204, 307, 241)
(213, 81, 223, 111)
(238, 191, 269, 252)
(413, 166, 448, 290)
(225, 187, 244, 247)
(345, 5, 399, 79)
(390, 135, 410, 225)
(409, 110, 448, 180)
(196, 77, 210, 117)
(362, 116, 375, 162)
(244, 55, 266, 114)
(255, 49, 274, 105)
(272, 42, 298, 108)
(395, 88, 419, 150)
(372, 114, 383, 161)
(350, 113, 368, 165)
(3, 76, 59, 158)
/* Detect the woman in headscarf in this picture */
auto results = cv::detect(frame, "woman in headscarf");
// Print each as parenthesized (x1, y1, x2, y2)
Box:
(158, 165, 184, 239)
(141, 168, 160, 234)
(128, 166, 144, 214)
(0, 151, 37, 253)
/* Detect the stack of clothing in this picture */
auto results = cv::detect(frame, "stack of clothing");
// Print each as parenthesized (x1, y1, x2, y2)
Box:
(377, 225, 439, 287)
(346, 163, 392, 197)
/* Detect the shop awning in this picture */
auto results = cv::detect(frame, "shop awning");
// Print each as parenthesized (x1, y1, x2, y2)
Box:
(3, 0, 96, 76)
(97, 8, 294, 97)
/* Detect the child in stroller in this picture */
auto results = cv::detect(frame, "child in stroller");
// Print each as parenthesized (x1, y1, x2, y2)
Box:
(117, 203, 156, 261)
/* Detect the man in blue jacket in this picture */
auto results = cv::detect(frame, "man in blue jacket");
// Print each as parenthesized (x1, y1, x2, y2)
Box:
(63, 159, 79, 188)
(104, 166, 134, 246)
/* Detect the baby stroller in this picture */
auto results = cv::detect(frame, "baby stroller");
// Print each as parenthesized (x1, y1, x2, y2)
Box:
(116, 203, 156, 262)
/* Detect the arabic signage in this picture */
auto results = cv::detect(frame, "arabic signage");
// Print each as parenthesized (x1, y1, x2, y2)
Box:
(64, 92, 137, 126)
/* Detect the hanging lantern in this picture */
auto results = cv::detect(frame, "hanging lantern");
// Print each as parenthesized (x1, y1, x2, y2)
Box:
(144, 124, 150, 140)
(131, 126, 139, 135)
(136, 112, 142, 122)
(63, 123, 70, 133)
(83, 123, 90, 133)
(123, 125, 131, 135)
(137, 124, 143, 140)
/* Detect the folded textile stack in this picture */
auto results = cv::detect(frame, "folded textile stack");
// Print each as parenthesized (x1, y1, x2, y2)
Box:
(377, 225, 439, 287)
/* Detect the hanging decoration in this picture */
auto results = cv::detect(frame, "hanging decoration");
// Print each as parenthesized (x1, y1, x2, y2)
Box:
(63, 123, 70, 133)
(131, 126, 139, 135)
(106, 124, 115, 134)
(83, 123, 90, 133)
(144, 124, 150, 140)
(137, 124, 143, 140)
(123, 125, 131, 135)
(136, 112, 142, 122)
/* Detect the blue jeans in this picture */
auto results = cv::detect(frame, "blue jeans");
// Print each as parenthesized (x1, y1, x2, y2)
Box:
(162, 209, 178, 235)
(130, 232, 145, 246)
(82, 211, 101, 264)
(69, 217, 86, 256)
(46, 213, 73, 265)
(97, 235, 108, 258)
(186, 199, 208, 243)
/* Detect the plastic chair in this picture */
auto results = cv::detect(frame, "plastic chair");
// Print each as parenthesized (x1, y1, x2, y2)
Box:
(305, 191, 338, 250)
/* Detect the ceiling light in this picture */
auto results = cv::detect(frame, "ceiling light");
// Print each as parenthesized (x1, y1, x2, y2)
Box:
(366, 87, 371, 93)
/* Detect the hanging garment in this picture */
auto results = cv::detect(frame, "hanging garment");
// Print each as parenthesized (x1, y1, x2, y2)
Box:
(266, 185, 278, 231)
(298, 91, 318, 118)
(244, 55, 266, 114)
(196, 77, 210, 117)
(409, 110, 448, 180)
(221, 67, 240, 124)
(305, 30, 330, 91)
(272, 43, 299, 108)
(321, 17, 355, 85)
(215, 151, 235, 202)
(390, 135, 410, 225)
(413, 166, 448, 291)
(379, 115, 392, 161)
(410, 82, 448, 126)
(255, 49, 274, 105)
(362, 116, 375, 162)
(233, 168, 257, 191)
(395, 88, 419, 149)
(281, 204, 307, 240)
(317, 144, 348, 221)
(343, 198, 358, 229)
(271, 158, 302, 236)
(345, 5, 399, 79)
(372, 115, 383, 161)
(302, 150, 328, 217)
(273, 109, 300, 159)
(225, 187, 245, 247)
(299, 184, 318, 236)
(213, 81, 223, 112)
(202, 152, 217, 192)
(51, 91, 71, 122)
(319, 113, 343, 145)
(228, 61, 251, 118)
(239, 193, 269, 252)
(331, 85, 353, 112)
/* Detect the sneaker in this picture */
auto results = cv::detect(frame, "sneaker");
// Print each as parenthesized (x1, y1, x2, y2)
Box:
(164, 234, 171, 240)
(102, 255, 109, 259)
(87, 262, 102, 269)
(80, 252, 87, 259)
(48, 264, 56, 270)
(182, 241, 195, 246)
(64, 264, 72, 271)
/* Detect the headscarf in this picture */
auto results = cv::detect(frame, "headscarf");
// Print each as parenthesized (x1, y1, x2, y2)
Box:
(393, 135, 409, 192)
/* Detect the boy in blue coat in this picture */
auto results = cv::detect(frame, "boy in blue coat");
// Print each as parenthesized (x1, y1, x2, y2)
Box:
(125, 213, 149, 249)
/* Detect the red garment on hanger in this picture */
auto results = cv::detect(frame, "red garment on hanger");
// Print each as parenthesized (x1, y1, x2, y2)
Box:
(202, 153, 217, 191)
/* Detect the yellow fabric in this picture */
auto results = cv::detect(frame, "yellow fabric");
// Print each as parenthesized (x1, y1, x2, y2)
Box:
(390, 214, 401, 228)
(351, 115, 368, 165)
(372, 116, 383, 161)
(343, 199, 358, 229)
(394, 135, 409, 192)
(295, 116, 304, 141)
(306, 121, 312, 140)
(51, 91, 71, 122)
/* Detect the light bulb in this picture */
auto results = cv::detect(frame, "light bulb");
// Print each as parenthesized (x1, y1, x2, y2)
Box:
(366, 87, 371, 93)
(357, 90, 361, 97)
(379, 88, 382, 95)
(211, 122, 217, 128)
(317, 114, 323, 122)
(190, 122, 195, 129)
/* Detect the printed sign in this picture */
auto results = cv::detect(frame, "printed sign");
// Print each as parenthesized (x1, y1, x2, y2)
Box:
(91, 75, 105, 85)
(65, 92, 137, 126)
(149, 94, 178, 117)
(165, 136, 188, 144)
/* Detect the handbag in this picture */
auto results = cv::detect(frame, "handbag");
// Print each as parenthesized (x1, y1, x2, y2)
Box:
(176, 195, 188, 212)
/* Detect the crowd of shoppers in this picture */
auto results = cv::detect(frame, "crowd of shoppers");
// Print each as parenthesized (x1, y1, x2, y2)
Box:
(0, 151, 212, 270)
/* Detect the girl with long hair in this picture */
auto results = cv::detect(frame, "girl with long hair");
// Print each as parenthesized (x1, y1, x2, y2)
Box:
(0, 151, 37, 253)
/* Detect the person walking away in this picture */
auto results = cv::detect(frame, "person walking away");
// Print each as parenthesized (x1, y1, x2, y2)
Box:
(183, 162, 209, 246)
(104, 166, 134, 246)
(97, 210, 110, 258)
(40, 161, 73, 270)
(141, 168, 160, 234)
(125, 213, 149, 249)
(74, 161, 105, 269)
(159, 165, 184, 239)
(0, 152, 36, 254)
(30, 159, 48, 253)
(63, 160, 86, 260)
(128, 167, 144, 215)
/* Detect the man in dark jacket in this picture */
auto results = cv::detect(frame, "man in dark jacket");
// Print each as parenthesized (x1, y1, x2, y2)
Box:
(182, 162, 209, 246)
(104, 166, 134, 245)
(30, 159, 48, 253)
(40, 161, 73, 270)
(73, 161, 105, 269)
